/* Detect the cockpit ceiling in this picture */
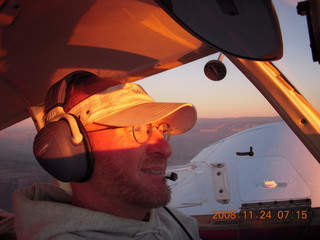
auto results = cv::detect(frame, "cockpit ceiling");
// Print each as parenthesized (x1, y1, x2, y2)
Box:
(0, 0, 215, 130)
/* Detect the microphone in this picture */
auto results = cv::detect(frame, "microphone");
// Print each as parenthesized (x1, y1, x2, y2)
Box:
(166, 172, 178, 181)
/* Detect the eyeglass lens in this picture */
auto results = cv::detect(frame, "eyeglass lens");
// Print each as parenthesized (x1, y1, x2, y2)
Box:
(132, 123, 171, 144)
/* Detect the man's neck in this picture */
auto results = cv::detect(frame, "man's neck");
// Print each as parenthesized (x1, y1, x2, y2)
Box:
(71, 182, 150, 221)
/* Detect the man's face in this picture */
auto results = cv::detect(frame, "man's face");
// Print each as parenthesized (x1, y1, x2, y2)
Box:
(86, 123, 173, 209)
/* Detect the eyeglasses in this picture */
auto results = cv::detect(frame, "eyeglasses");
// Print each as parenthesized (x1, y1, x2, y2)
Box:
(87, 122, 172, 144)
(132, 122, 172, 144)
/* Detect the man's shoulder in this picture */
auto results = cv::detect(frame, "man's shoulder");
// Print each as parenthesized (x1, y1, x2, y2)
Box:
(13, 183, 72, 203)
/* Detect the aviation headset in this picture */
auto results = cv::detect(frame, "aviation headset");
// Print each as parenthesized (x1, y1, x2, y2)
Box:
(33, 71, 96, 182)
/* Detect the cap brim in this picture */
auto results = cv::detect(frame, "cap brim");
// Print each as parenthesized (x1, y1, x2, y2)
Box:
(94, 102, 197, 135)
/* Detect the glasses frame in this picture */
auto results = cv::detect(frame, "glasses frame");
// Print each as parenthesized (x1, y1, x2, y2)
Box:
(86, 122, 172, 144)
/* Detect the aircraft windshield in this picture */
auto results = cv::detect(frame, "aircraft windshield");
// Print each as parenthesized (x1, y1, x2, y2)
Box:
(272, 0, 320, 113)
(0, 0, 319, 229)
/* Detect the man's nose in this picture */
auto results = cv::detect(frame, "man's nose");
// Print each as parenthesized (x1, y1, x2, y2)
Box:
(146, 130, 172, 158)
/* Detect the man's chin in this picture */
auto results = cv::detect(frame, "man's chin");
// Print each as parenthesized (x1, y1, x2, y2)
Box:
(129, 184, 171, 209)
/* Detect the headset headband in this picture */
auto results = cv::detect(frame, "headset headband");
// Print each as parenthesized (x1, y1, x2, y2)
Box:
(45, 71, 98, 114)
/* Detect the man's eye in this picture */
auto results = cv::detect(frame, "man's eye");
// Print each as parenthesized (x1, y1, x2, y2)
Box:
(162, 129, 169, 134)
(134, 124, 150, 134)
(158, 124, 171, 134)
(134, 126, 141, 132)
(134, 126, 145, 132)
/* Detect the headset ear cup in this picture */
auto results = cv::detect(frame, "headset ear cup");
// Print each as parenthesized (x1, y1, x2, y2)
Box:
(33, 116, 93, 182)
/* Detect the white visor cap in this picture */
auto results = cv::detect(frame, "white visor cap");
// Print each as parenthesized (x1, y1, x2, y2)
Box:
(69, 82, 197, 135)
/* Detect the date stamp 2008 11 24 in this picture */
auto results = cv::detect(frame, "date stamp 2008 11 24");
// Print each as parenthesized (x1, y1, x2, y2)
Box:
(211, 209, 310, 221)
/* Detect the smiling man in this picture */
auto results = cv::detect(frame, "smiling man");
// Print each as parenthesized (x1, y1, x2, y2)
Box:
(13, 71, 200, 240)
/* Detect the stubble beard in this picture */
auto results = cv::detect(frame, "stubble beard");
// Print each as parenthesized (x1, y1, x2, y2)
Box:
(92, 155, 171, 209)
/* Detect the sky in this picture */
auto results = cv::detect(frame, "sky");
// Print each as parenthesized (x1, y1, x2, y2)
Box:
(136, 0, 320, 118)
(137, 55, 279, 118)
